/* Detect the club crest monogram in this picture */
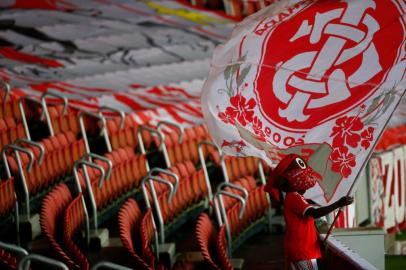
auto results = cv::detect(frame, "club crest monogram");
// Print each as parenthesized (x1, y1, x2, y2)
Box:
(254, 0, 404, 131)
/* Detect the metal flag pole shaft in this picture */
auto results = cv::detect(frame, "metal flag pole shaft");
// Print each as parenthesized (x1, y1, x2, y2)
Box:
(323, 88, 406, 244)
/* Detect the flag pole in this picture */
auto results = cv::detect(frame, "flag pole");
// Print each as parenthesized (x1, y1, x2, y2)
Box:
(323, 88, 406, 244)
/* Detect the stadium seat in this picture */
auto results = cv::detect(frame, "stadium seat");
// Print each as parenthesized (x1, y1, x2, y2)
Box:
(63, 194, 90, 270)
(216, 225, 233, 270)
(118, 199, 151, 270)
(40, 184, 77, 269)
(195, 213, 222, 270)
(0, 178, 15, 218)
(140, 208, 160, 269)
(0, 247, 17, 270)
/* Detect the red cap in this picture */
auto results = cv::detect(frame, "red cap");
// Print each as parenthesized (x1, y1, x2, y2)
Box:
(264, 154, 299, 193)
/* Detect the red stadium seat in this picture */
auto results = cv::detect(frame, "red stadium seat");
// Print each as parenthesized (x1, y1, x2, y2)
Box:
(195, 213, 222, 270)
(0, 98, 22, 123)
(140, 209, 161, 269)
(0, 247, 17, 270)
(91, 151, 148, 209)
(216, 225, 233, 270)
(0, 178, 15, 218)
(164, 124, 210, 166)
(8, 134, 86, 196)
(118, 199, 151, 270)
(63, 194, 90, 270)
(150, 161, 208, 222)
(40, 184, 77, 269)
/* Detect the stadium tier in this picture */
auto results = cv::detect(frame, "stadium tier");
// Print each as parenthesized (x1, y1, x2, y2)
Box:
(0, 1, 405, 270)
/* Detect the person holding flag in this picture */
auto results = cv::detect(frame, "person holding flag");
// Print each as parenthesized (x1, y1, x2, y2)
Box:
(265, 154, 354, 270)
(201, 0, 404, 262)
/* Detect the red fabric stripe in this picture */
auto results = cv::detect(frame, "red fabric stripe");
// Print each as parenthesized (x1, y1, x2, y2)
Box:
(113, 94, 144, 111)
(0, 48, 64, 67)
(69, 99, 99, 110)
(59, 82, 113, 93)
(30, 82, 79, 95)
(162, 86, 197, 99)
(134, 110, 152, 124)
(164, 107, 194, 124)
(11, 0, 76, 10)
(174, 103, 203, 117)
(147, 86, 197, 99)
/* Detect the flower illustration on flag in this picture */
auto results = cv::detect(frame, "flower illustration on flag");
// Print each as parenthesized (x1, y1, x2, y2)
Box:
(223, 94, 256, 127)
(330, 146, 356, 178)
(331, 116, 364, 149)
(361, 127, 375, 149)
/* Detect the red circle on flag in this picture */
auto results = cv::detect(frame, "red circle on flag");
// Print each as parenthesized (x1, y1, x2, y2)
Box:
(254, 0, 404, 131)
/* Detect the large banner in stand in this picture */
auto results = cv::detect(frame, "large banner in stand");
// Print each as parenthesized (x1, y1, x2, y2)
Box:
(369, 145, 406, 233)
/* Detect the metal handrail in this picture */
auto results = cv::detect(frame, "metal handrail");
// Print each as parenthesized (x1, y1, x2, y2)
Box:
(149, 167, 179, 194)
(41, 91, 68, 114)
(74, 159, 105, 230)
(0, 80, 10, 102)
(197, 140, 221, 203)
(18, 96, 45, 141)
(257, 159, 273, 230)
(257, 159, 266, 185)
(99, 106, 125, 130)
(41, 91, 69, 137)
(0, 241, 28, 265)
(18, 254, 68, 270)
(2, 145, 34, 178)
(156, 121, 184, 144)
(156, 121, 184, 168)
(136, 125, 163, 172)
(2, 144, 34, 217)
(141, 175, 175, 244)
(217, 182, 249, 201)
(213, 190, 247, 258)
(72, 160, 90, 245)
(91, 261, 132, 270)
(79, 111, 112, 154)
(72, 159, 106, 243)
(14, 138, 45, 166)
(81, 152, 113, 187)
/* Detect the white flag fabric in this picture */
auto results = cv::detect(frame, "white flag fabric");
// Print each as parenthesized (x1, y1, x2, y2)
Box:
(201, 0, 406, 205)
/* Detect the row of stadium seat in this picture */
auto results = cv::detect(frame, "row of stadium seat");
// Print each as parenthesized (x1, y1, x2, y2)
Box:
(195, 176, 270, 269)
(0, 78, 274, 269)
(36, 101, 213, 269)
(111, 119, 273, 269)
(0, 238, 130, 270)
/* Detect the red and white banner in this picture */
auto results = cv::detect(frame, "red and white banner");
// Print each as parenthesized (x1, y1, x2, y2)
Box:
(9, 80, 206, 128)
(0, 0, 236, 128)
(369, 145, 406, 233)
(201, 0, 406, 205)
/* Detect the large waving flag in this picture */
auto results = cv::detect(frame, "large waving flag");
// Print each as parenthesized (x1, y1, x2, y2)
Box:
(201, 0, 406, 205)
